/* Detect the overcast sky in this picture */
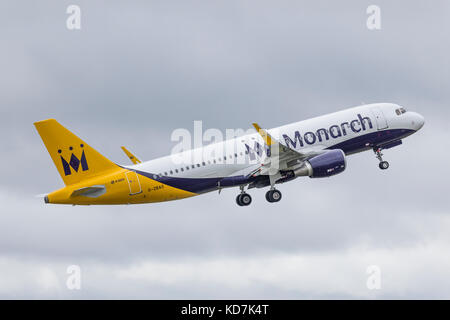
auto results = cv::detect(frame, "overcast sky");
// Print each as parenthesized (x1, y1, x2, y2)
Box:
(0, 0, 449, 299)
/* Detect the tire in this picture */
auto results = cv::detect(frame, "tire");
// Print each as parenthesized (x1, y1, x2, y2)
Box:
(379, 161, 389, 170)
(240, 193, 252, 206)
(236, 194, 243, 206)
(270, 190, 282, 202)
(266, 190, 282, 203)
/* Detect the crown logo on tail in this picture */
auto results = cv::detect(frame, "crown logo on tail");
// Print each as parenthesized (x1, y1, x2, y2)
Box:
(60, 147, 89, 176)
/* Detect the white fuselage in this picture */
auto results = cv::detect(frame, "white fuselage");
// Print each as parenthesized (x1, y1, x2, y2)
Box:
(127, 103, 424, 188)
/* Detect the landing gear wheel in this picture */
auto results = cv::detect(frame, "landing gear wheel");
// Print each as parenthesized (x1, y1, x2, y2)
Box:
(374, 147, 389, 170)
(379, 161, 389, 170)
(240, 193, 252, 206)
(266, 189, 282, 203)
(236, 194, 243, 206)
(236, 193, 252, 206)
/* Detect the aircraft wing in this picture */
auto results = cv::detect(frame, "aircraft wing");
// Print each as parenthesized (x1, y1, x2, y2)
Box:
(251, 123, 322, 176)
(121, 146, 141, 164)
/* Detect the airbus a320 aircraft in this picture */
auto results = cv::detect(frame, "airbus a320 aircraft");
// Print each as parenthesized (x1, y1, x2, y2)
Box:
(35, 103, 424, 206)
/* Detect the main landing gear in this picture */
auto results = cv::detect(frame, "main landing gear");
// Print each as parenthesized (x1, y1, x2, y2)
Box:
(265, 174, 282, 203)
(374, 147, 389, 170)
(266, 189, 282, 203)
(236, 186, 252, 206)
(235, 185, 283, 206)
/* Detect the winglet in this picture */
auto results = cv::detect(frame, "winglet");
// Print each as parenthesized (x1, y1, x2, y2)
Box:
(121, 146, 141, 164)
(252, 123, 275, 146)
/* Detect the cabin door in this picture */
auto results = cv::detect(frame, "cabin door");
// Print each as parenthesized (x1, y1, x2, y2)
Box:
(125, 171, 142, 195)
(370, 107, 388, 130)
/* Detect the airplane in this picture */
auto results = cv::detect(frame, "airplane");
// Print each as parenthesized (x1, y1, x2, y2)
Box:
(34, 103, 424, 206)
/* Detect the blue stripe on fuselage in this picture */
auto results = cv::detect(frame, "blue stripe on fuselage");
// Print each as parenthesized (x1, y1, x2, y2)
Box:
(327, 128, 414, 154)
(135, 128, 415, 194)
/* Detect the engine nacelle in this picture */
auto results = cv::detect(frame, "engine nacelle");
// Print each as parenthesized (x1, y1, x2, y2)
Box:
(293, 149, 346, 178)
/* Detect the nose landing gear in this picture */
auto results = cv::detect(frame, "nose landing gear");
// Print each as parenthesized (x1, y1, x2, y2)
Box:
(379, 161, 389, 170)
(374, 147, 389, 170)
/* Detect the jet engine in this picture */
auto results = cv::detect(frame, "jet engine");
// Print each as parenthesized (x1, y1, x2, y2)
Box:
(251, 149, 347, 188)
(292, 149, 346, 178)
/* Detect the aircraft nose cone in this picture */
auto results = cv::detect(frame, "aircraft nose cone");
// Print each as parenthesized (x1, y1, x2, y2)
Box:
(410, 112, 425, 131)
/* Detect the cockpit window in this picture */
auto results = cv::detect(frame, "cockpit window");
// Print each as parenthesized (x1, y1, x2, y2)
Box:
(395, 108, 407, 115)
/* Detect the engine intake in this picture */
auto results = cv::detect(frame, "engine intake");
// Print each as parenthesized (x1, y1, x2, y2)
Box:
(294, 149, 346, 178)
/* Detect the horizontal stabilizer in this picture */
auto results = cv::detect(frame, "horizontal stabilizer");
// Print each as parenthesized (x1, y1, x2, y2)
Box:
(121, 146, 141, 164)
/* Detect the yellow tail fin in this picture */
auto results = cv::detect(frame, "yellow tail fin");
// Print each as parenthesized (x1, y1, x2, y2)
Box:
(34, 119, 118, 186)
